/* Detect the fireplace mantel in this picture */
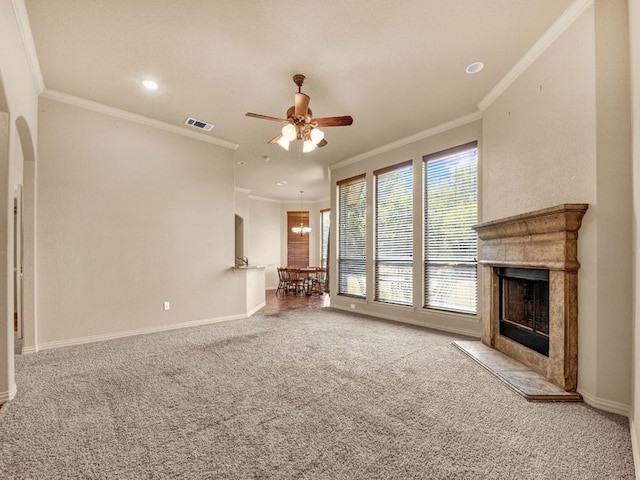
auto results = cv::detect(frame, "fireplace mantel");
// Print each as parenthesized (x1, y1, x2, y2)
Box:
(473, 204, 588, 392)
(473, 203, 589, 271)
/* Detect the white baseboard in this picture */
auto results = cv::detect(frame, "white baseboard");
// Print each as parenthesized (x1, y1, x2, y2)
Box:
(331, 304, 481, 339)
(20, 345, 38, 354)
(247, 301, 266, 317)
(36, 313, 248, 351)
(580, 390, 631, 417)
(630, 417, 640, 480)
(0, 383, 17, 404)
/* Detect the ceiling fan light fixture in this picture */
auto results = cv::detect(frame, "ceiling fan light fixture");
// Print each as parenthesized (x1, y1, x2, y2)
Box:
(310, 128, 324, 144)
(276, 136, 290, 151)
(246, 74, 353, 151)
(303, 140, 316, 153)
(282, 123, 297, 141)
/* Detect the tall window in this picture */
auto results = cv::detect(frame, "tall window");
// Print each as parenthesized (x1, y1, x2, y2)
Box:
(424, 142, 478, 314)
(337, 175, 366, 298)
(320, 209, 330, 268)
(287, 211, 309, 268)
(375, 161, 413, 306)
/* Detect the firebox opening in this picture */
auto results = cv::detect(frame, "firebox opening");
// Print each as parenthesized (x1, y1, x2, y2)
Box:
(498, 268, 550, 357)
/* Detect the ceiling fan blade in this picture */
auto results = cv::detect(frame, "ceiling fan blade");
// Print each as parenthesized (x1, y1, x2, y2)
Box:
(294, 93, 310, 117)
(245, 112, 288, 123)
(317, 139, 328, 148)
(312, 115, 353, 127)
(267, 133, 282, 144)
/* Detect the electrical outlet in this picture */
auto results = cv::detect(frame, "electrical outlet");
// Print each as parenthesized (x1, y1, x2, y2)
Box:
(163, 301, 170, 311)
(350, 303, 356, 309)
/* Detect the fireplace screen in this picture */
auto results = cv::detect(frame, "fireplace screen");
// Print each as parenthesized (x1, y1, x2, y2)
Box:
(498, 268, 550, 356)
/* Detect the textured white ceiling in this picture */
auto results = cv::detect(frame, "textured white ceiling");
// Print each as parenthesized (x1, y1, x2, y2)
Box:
(25, 0, 574, 201)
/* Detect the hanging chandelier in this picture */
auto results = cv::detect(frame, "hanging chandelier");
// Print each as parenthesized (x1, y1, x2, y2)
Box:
(291, 190, 312, 236)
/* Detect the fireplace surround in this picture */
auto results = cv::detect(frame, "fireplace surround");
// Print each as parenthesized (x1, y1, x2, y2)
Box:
(473, 204, 588, 392)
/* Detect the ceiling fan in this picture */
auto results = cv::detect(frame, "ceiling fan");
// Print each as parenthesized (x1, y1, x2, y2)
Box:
(246, 74, 353, 153)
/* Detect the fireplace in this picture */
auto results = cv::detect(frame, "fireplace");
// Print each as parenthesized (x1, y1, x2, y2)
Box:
(473, 204, 588, 392)
(498, 268, 549, 356)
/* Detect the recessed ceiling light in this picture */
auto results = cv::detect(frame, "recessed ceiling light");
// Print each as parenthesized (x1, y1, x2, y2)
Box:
(465, 62, 484, 74)
(276, 180, 288, 186)
(141, 79, 159, 90)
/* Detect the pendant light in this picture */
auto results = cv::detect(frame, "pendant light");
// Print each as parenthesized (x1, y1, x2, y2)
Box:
(291, 190, 312, 235)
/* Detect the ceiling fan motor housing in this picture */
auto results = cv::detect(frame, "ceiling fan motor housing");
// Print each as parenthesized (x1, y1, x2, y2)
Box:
(293, 74, 306, 90)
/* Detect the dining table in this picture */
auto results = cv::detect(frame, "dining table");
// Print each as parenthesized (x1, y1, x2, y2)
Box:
(279, 267, 326, 296)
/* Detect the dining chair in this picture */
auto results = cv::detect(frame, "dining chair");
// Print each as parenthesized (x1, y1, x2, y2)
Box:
(285, 268, 302, 294)
(309, 267, 327, 295)
(276, 267, 287, 295)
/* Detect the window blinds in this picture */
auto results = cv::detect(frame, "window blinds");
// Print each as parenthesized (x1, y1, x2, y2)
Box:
(424, 143, 478, 314)
(337, 175, 366, 298)
(374, 162, 413, 306)
(287, 211, 310, 268)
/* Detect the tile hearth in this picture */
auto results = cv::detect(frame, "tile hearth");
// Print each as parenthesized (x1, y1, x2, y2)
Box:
(453, 340, 582, 402)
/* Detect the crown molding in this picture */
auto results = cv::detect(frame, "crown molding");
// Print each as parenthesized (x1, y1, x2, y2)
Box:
(41, 88, 239, 150)
(478, 0, 594, 111)
(248, 194, 281, 204)
(12, 0, 45, 94)
(246, 194, 330, 205)
(328, 0, 593, 172)
(330, 110, 482, 170)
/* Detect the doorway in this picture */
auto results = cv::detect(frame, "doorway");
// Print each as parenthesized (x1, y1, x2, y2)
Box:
(13, 186, 23, 354)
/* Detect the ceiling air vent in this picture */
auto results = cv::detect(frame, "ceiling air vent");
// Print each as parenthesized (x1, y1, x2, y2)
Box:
(185, 117, 214, 132)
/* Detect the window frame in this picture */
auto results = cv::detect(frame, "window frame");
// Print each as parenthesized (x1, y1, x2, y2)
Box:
(374, 160, 414, 307)
(320, 208, 330, 269)
(337, 174, 367, 299)
(423, 141, 479, 315)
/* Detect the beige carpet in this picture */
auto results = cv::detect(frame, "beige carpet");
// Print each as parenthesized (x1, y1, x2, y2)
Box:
(0, 308, 635, 479)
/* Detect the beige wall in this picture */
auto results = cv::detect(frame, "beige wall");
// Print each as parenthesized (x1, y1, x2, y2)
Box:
(248, 197, 281, 289)
(629, 0, 640, 471)
(593, 0, 632, 410)
(36, 97, 244, 346)
(0, 0, 40, 402)
(330, 120, 483, 337)
(483, 2, 632, 412)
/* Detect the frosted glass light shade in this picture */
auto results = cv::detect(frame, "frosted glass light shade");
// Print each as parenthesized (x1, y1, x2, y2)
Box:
(277, 136, 290, 150)
(303, 140, 316, 153)
(310, 128, 324, 144)
(282, 123, 298, 141)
